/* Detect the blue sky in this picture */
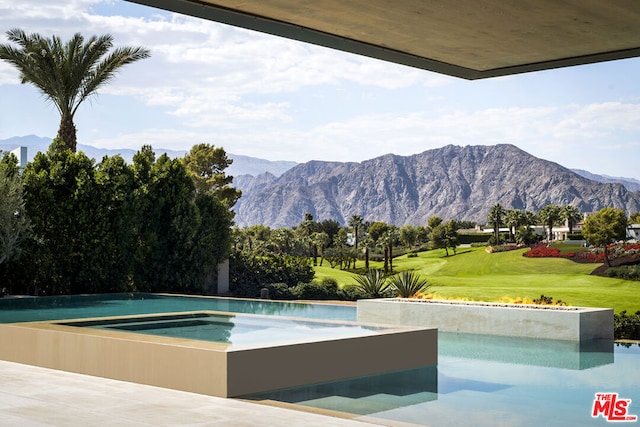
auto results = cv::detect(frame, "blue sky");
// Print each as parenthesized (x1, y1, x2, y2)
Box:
(1, 0, 640, 179)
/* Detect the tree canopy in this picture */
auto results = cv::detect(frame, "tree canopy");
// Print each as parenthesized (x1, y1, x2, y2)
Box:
(0, 153, 31, 266)
(582, 207, 627, 266)
(182, 143, 241, 208)
(1, 141, 234, 296)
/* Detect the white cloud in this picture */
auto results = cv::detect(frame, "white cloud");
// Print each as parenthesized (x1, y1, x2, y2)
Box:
(2, 0, 640, 179)
(0, 0, 102, 21)
(552, 102, 640, 138)
(1, 0, 449, 136)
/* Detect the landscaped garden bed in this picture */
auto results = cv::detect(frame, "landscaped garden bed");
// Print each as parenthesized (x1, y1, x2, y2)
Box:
(523, 243, 640, 275)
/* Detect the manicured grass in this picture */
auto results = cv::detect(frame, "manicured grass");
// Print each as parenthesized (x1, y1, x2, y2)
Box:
(314, 247, 640, 313)
(549, 241, 586, 254)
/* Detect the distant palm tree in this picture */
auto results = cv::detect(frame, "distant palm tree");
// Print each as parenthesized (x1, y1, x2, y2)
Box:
(538, 204, 562, 242)
(505, 209, 524, 242)
(0, 29, 150, 152)
(487, 203, 506, 244)
(562, 205, 583, 235)
(348, 214, 364, 249)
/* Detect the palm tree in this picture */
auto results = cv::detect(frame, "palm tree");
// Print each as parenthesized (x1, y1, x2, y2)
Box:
(516, 210, 538, 245)
(348, 214, 364, 249)
(562, 205, 583, 235)
(0, 29, 150, 152)
(538, 204, 562, 242)
(310, 231, 329, 266)
(487, 203, 506, 244)
(505, 209, 524, 242)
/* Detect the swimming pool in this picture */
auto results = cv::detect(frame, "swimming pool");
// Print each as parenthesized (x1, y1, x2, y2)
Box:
(0, 293, 637, 425)
(246, 332, 640, 427)
(0, 293, 357, 323)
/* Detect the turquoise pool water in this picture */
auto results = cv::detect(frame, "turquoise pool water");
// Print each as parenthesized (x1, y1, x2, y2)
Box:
(0, 293, 356, 323)
(247, 333, 640, 427)
(61, 312, 384, 347)
(1, 293, 638, 426)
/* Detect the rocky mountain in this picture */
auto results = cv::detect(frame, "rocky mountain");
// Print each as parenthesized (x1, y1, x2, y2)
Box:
(233, 144, 640, 228)
(0, 135, 296, 177)
(571, 169, 640, 193)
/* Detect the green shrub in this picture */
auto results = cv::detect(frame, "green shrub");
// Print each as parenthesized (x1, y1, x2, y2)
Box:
(265, 283, 294, 299)
(487, 232, 511, 245)
(351, 269, 394, 298)
(458, 233, 492, 244)
(229, 250, 314, 297)
(319, 277, 338, 287)
(490, 244, 521, 253)
(614, 310, 640, 340)
(567, 233, 584, 240)
(338, 286, 369, 301)
(291, 281, 340, 300)
(387, 271, 431, 298)
(606, 265, 640, 281)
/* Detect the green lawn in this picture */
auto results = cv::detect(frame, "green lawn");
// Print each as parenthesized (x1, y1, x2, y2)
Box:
(314, 247, 640, 313)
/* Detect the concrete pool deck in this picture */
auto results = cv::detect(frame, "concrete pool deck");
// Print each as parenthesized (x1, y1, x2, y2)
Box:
(0, 360, 402, 426)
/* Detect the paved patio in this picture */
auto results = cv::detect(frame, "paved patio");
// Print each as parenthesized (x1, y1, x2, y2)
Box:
(0, 360, 404, 426)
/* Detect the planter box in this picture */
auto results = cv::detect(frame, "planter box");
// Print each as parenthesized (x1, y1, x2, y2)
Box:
(357, 299, 613, 341)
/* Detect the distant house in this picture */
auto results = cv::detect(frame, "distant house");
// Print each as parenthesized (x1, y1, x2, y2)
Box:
(628, 224, 640, 242)
(10, 146, 27, 168)
(483, 221, 584, 242)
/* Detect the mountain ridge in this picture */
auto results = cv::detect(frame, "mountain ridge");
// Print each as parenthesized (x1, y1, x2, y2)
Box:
(233, 144, 640, 227)
(4, 136, 640, 228)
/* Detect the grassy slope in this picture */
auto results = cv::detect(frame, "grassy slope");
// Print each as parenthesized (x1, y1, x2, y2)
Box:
(314, 247, 640, 313)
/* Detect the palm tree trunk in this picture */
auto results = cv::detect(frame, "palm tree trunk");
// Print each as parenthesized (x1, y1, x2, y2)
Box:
(58, 114, 77, 152)
(383, 246, 388, 273)
(365, 247, 369, 269)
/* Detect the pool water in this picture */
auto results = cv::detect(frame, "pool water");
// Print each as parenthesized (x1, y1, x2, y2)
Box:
(61, 312, 385, 347)
(0, 293, 356, 323)
(1, 293, 638, 426)
(246, 333, 640, 427)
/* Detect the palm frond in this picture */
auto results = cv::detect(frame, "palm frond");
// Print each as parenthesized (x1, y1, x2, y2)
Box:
(0, 28, 150, 150)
